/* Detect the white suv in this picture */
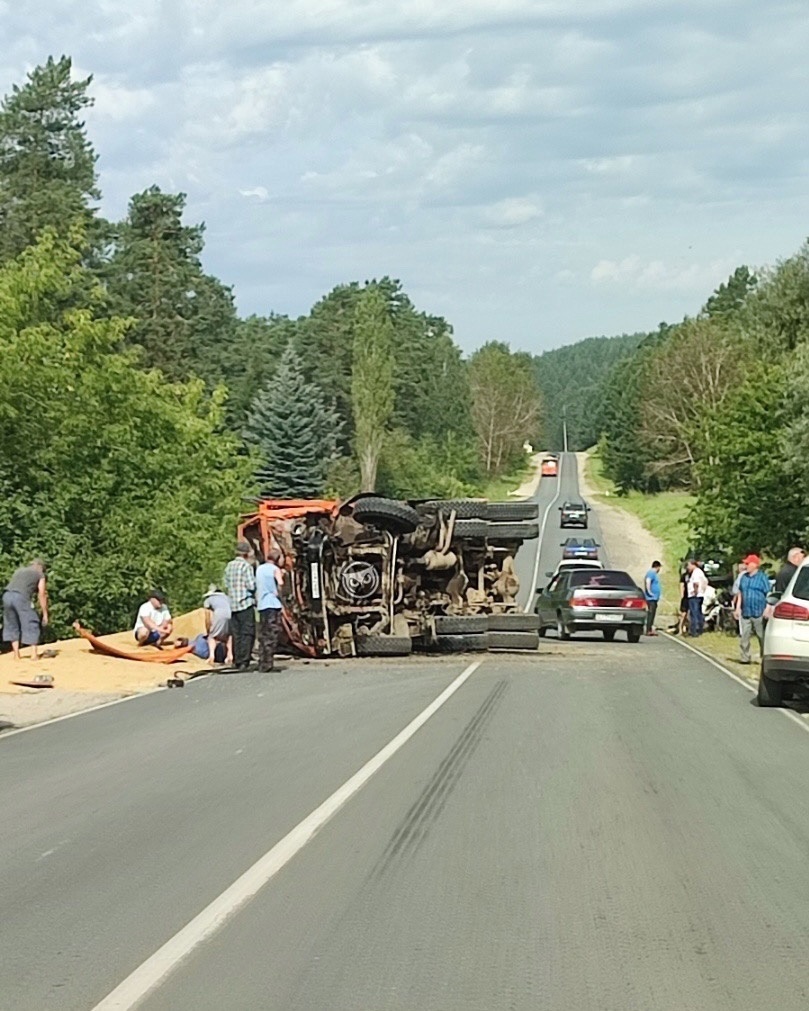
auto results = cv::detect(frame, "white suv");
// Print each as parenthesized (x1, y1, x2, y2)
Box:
(759, 559, 809, 706)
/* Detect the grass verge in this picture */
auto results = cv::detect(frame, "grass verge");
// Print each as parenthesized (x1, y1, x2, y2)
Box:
(585, 448, 696, 610)
(482, 461, 533, 501)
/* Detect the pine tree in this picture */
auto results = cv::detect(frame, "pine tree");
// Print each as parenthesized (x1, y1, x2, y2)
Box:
(0, 56, 99, 262)
(244, 343, 342, 497)
(107, 186, 238, 383)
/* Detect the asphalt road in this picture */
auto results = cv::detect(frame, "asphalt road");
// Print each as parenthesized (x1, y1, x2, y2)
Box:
(4, 458, 809, 1009)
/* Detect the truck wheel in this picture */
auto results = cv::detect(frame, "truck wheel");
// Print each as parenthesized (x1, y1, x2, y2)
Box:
(487, 612, 541, 632)
(757, 669, 784, 707)
(452, 519, 491, 540)
(487, 630, 539, 650)
(356, 634, 413, 657)
(424, 498, 487, 519)
(352, 497, 421, 534)
(486, 522, 539, 542)
(431, 633, 489, 653)
(484, 501, 538, 522)
(434, 614, 488, 635)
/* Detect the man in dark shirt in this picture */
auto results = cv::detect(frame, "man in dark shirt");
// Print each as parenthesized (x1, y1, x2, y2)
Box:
(2, 559, 49, 660)
(775, 547, 806, 595)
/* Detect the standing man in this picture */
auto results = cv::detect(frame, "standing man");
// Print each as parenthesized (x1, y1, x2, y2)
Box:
(2, 558, 48, 660)
(775, 547, 806, 595)
(643, 560, 662, 636)
(256, 549, 285, 672)
(736, 554, 770, 664)
(686, 559, 708, 637)
(224, 541, 256, 671)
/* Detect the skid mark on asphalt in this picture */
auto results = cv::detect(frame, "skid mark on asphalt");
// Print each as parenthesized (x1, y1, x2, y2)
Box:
(373, 680, 508, 877)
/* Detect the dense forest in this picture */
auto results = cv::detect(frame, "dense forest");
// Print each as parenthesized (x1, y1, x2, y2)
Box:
(533, 333, 645, 451)
(0, 57, 542, 634)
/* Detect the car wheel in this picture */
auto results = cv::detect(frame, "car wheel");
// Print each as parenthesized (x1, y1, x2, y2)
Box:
(627, 627, 641, 643)
(556, 615, 570, 641)
(602, 629, 616, 642)
(538, 625, 547, 638)
(757, 669, 784, 707)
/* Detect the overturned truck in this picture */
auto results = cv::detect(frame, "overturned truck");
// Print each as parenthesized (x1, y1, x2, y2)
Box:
(239, 494, 540, 658)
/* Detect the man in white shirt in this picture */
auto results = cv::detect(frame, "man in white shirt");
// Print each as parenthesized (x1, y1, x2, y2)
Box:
(686, 560, 709, 637)
(134, 591, 173, 646)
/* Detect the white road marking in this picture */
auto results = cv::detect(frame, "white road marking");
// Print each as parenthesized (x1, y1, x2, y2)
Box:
(665, 634, 809, 736)
(525, 453, 566, 613)
(91, 659, 484, 1011)
(0, 686, 170, 743)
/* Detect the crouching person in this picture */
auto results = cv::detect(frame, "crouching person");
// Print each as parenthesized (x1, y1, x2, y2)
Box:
(134, 591, 173, 646)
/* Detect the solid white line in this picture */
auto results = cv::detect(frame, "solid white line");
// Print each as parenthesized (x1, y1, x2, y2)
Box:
(0, 686, 169, 743)
(665, 633, 809, 736)
(525, 453, 566, 613)
(91, 659, 484, 1011)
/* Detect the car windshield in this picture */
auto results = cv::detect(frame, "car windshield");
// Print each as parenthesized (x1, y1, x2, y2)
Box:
(569, 570, 636, 588)
(793, 567, 809, 601)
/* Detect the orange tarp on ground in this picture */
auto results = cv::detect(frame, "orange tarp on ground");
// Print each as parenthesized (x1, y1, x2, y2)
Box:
(75, 625, 193, 664)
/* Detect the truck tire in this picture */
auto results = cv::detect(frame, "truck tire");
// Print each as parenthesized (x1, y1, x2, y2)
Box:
(434, 614, 488, 635)
(431, 632, 489, 653)
(484, 501, 539, 522)
(487, 612, 541, 632)
(424, 498, 487, 519)
(757, 669, 784, 707)
(356, 634, 413, 657)
(486, 522, 539, 542)
(352, 497, 420, 534)
(487, 630, 540, 650)
(452, 519, 491, 540)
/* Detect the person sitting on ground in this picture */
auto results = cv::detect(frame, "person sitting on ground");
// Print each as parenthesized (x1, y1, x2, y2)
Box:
(134, 591, 173, 646)
(203, 583, 232, 666)
(2, 558, 49, 660)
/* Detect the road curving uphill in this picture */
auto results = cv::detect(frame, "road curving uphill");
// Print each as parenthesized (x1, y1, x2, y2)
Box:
(239, 494, 540, 658)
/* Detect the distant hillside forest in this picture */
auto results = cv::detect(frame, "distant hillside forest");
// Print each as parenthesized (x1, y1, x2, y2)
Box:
(533, 333, 645, 451)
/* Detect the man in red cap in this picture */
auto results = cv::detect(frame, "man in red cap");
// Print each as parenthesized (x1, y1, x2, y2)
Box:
(736, 554, 770, 664)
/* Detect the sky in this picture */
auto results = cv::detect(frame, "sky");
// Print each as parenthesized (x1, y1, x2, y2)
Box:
(1, 1, 808, 354)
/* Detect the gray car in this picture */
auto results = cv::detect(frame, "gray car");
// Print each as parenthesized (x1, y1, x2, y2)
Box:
(535, 568, 647, 642)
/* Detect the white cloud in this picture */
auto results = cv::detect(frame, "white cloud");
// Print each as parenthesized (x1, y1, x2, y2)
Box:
(483, 197, 543, 228)
(0, 0, 807, 349)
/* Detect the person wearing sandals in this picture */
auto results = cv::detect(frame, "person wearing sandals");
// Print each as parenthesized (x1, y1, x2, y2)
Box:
(2, 558, 49, 660)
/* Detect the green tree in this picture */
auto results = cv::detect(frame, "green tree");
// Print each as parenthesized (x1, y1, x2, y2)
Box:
(225, 314, 295, 425)
(351, 289, 395, 491)
(107, 186, 238, 384)
(0, 56, 99, 262)
(0, 230, 251, 635)
(703, 266, 757, 318)
(244, 342, 342, 497)
(468, 342, 541, 475)
(691, 364, 804, 557)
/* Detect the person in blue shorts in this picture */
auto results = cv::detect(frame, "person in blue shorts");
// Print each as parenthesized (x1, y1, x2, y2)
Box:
(134, 591, 173, 646)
